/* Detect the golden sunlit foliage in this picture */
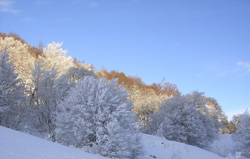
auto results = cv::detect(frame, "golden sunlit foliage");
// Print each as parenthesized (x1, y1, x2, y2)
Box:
(0, 32, 43, 58)
(97, 69, 179, 97)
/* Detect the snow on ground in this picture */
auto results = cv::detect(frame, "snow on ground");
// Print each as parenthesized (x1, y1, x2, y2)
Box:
(1, 126, 229, 159)
(139, 134, 224, 159)
(0, 126, 108, 159)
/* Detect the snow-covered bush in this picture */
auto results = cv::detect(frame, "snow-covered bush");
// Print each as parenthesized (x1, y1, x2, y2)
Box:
(233, 110, 250, 158)
(210, 140, 233, 157)
(56, 77, 143, 159)
(187, 91, 228, 133)
(149, 94, 217, 148)
(225, 152, 243, 159)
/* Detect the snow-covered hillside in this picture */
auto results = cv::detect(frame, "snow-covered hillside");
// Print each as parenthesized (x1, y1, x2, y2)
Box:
(0, 126, 108, 159)
(140, 134, 223, 159)
(0, 126, 228, 159)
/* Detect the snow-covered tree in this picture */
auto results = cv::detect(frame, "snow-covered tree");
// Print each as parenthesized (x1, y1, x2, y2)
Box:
(149, 94, 217, 148)
(133, 87, 160, 128)
(162, 95, 206, 148)
(186, 92, 218, 142)
(56, 77, 143, 159)
(40, 42, 74, 77)
(103, 119, 143, 159)
(233, 110, 250, 158)
(186, 91, 207, 115)
(199, 112, 218, 147)
(229, 114, 241, 134)
(0, 47, 25, 129)
(0, 36, 36, 86)
(27, 62, 70, 139)
(205, 97, 229, 133)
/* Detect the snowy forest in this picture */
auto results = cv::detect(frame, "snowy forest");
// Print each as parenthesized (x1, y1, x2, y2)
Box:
(0, 32, 249, 159)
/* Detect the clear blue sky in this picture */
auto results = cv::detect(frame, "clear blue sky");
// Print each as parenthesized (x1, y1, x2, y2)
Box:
(1, 0, 250, 120)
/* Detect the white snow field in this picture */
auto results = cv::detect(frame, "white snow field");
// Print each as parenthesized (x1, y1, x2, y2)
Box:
(139, 134, 224, 159)
(0, 126, 226, 159)
(0, 126, 108, 159)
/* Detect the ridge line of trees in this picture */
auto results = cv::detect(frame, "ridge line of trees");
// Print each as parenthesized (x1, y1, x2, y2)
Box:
(1, 32, 249, 158)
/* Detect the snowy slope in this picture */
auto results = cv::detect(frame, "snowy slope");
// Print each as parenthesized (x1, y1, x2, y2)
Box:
(0, 126, 108, 159)
(0, 126, 225, 159)
(139, 134, 224, 159)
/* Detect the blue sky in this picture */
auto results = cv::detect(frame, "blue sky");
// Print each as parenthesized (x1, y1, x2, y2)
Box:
(0, 0, 250, 120)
